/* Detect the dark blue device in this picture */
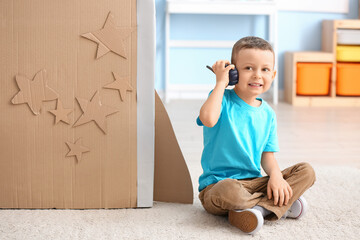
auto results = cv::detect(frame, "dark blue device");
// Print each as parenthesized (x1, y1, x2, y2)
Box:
(206, 64, 239, 86)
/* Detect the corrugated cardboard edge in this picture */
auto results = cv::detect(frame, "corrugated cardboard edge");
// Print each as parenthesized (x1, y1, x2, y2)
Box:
(136, 0, 155, 208)
(154, 91, 194, 204)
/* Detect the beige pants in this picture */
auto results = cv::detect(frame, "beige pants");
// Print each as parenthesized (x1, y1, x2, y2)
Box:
(199, 162, 316, 221)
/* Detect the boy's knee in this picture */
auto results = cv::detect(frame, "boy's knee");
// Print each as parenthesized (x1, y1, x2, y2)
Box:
(209, 179, 239, 200)
(298, 162, 316, 183)
(201, 179, 240, 215)
(207, 179, 256, 209)
(214, 179, 246, 199)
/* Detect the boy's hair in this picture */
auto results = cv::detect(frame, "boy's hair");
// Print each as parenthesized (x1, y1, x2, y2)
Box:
(231, 36, 274, 64)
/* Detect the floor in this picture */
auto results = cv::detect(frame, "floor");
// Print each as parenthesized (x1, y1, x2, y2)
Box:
(1, 99, 359, 239)
(164, 99, 360, 191)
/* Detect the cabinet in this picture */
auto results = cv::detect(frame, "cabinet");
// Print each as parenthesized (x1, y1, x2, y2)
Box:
(285, 20, 360, 106)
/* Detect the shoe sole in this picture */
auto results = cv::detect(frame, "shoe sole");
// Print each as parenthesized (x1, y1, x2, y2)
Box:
(296, 196, 308, 219)
(228, 210, 258, 233)
(283, 196, 308, 219)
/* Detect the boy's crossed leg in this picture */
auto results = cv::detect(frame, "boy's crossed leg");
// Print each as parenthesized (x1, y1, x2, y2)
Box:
(199, 162, 316, 234)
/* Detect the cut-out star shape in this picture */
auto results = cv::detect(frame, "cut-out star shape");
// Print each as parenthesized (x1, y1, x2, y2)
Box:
(103, 72, 133, 102)
(11, 69, 58, 115)
(65, 138, 90, 163)
(48, 99, 73, 125)
(73, 91, 119, 134)
(81, 11, 131, 59)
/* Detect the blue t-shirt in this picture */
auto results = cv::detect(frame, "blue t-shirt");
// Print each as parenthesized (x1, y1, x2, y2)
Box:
(197, 89, 279, 192)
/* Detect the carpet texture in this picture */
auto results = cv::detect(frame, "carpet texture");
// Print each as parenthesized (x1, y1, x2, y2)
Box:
(1, 165, 359, 239)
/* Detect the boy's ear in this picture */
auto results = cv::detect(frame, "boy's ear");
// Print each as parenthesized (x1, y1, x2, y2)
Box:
(272, 70, 277, 80)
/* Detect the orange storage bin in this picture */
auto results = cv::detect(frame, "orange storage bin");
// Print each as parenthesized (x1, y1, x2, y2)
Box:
(296, 62, 332, 95)
(337, 63, 360, 96)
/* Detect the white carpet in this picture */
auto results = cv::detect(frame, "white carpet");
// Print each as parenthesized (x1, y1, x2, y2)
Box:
(1, 164, 360, 240)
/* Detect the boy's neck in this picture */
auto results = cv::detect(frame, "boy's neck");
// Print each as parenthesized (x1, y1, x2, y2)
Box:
(234, 88, 261, 107)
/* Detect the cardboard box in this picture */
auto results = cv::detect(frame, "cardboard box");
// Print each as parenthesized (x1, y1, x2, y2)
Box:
(1, 0, 193, 209)
(296, 62, 332, 96)
(0, 0, 152, 209)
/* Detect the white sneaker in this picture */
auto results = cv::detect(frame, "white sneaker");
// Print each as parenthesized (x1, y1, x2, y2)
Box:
(283, 196, 308, 219)
(228, 208, 264, 235)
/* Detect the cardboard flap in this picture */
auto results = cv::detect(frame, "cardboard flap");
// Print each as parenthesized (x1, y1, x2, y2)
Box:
(154, 91, 193, 204)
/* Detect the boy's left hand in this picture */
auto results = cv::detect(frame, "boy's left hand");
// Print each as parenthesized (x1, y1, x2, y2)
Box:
(267, 174, 293, 207)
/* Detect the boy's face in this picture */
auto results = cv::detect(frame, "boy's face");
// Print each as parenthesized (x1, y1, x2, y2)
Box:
(233, 48, 276, 97)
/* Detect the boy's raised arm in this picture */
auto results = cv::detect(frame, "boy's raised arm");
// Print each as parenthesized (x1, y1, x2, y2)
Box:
(199, 60, 234, 128)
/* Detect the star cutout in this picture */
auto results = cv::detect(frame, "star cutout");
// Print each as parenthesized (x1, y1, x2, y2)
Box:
(81, 11, 131, 59)
(11, 69, 58, 115)
(48, 99, 73, 125)
(103, 72, 133, 102)
(73, 91, 119, 134)
(65, 138, 90, 163)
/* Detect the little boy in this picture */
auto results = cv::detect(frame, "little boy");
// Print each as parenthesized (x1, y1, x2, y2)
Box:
(196, 36, 316, 234)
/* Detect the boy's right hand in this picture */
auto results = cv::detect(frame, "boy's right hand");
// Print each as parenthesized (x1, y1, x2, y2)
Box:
(212, 60, 235, 88)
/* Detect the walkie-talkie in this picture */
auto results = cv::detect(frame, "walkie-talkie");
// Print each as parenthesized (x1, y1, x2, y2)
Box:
(206, 64, 239, 86)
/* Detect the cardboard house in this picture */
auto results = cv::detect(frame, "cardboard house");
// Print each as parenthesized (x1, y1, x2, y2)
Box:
(0, 0, 193, 209)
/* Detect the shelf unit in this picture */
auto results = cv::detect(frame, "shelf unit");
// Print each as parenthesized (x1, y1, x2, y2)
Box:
(284, 51, 334, 106)
(165, 0, 279, 104)
(284, 19, 360, 106)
